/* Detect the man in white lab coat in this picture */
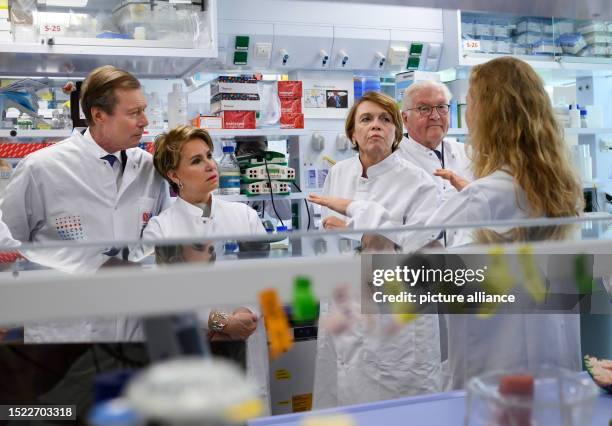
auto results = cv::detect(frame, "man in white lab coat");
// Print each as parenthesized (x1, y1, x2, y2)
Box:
(0, 65, 169, 341)
(399, 80, 472, 202)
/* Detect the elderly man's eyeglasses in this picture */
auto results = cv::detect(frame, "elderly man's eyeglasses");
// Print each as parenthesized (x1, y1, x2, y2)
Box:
(406, 104, 450, 117)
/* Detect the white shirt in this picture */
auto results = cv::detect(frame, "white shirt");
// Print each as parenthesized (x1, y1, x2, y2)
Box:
(142, 194, 270, 413)
(1, 129, 169, 244)
(143, 195, 266, 240)
(314, 151, 442, 408)
(321, 151, 440, 228)
(0, 129, 170, 343)
(347, 170, 530, 230)
(398, 136, 472, 202)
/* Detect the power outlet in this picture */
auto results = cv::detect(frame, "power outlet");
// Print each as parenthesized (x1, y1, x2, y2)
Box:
(254, 42, 272, 60)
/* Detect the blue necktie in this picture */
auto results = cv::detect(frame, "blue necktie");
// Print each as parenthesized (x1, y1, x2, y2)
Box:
(432, 149, 442, 162)
(101, 154, 117, 167)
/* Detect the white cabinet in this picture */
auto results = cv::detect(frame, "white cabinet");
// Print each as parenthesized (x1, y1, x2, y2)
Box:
(272, 24, 334, 70)
(0, 0, 218, 78)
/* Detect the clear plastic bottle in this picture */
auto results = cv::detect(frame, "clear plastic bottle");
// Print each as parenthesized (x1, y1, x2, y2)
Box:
(167, 83, 187, 128)
(580, 108, 588, 128)
(148, 92, 164, 130)
(218, 145, 241, 195)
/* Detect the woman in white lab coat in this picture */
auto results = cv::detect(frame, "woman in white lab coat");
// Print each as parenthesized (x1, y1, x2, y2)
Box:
(312, 92, 443, 409)
(319, 91, 440, 230)
(143, 125, 270, 411)
(310, 57, 584, 389)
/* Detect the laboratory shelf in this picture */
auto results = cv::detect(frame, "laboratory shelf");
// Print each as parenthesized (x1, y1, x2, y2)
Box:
(218, 192, 309, 202)
(143, 128, 309, 139)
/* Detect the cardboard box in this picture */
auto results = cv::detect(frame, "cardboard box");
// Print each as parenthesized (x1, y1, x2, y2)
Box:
(278, 81, 302, 99)
(218, 110, 256, 129)
(211, 93, 260, 113)
(280, 97, 302, 114)
(211, 81, 259, 96)
(280, 113, 304, 129)
(191, 115, 223, 129)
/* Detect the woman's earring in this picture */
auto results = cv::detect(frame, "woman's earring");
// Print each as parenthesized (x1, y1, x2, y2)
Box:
(178, 180, 184, 189)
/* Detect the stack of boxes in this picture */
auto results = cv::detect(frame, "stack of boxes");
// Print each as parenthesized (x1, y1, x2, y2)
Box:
(211, 76, 260, 129)
(278, 81, 304, 129)
(0, 0, 11, 42)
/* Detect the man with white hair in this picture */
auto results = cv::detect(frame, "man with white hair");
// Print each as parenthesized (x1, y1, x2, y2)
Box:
(399, 80, 471, 201)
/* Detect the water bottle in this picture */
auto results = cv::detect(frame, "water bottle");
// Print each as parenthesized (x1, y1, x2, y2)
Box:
(218, 146, 241, 195)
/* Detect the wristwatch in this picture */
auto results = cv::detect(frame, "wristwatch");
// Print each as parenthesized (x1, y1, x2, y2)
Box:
(210, 311, 230, 332)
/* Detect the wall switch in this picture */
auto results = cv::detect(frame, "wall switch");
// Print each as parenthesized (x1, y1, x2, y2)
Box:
(254, 42, 272, 60)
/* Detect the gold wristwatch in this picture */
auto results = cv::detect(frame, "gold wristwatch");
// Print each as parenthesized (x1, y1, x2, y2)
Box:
(210, 311, 230, 332)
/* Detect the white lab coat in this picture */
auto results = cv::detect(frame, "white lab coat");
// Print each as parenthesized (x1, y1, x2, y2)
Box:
(346, 170, 582, 389)
(0, 208, 18, 248)
(143, 195, 266, 239)
(142, 195, 271, 413)
(398, 136, 472, 202)
(314, 151, 442, 408)
(0, 129, 170, 342)
(321, 151, 441, 228)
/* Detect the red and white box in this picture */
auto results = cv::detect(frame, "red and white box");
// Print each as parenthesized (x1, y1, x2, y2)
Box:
(280, 113, 304, 129)
(280, 97, 302, 114)
(278, 81, 302, 99)
(191, 115, 223, 129)
(218, 111, 256, 129)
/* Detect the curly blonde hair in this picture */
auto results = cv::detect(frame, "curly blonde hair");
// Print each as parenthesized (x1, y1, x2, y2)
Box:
(468, 56, 582, 217)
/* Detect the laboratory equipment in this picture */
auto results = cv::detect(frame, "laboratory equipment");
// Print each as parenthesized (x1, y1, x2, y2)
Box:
(167, 83, 187, 128)
(465, 367, 599, 426)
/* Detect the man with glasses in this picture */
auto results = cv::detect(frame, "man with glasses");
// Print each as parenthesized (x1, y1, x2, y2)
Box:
(400, 80, 471, 202)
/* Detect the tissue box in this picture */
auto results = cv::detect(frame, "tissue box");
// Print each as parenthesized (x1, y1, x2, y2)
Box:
(280, 113, 304, 129)
(218, 111, 256, 129)
(278, 81, 302, 99)
(280, 98, 302, 114)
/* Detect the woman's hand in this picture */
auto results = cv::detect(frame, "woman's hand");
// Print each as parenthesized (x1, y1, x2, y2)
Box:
(307, 194, 353, 216)
(225, 308, 258, 340)
(322, 216, 348, 230)
(434, 169, 470, 191)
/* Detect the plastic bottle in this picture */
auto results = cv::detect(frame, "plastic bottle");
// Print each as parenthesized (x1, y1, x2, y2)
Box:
(580, 108, 588, 128)
(148, 92, 164, 130)
(167, 83, 187, 128)
(218, 145, 241, 195)
(569, 104, 581, 129)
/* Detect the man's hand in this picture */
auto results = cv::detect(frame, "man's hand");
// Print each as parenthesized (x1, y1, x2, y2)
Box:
(434, 169, 470, 191)
(307, 194, 352, 216)
(322, 216, 348, 230)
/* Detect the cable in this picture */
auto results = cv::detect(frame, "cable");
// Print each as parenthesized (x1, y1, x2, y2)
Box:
(263, 157, 285, 228)
(292, 181, 311, 231)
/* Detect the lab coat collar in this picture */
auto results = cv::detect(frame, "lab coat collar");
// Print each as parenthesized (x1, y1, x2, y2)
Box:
(404, 135, 443, 154)
(175, 195, 216, 219)
(362, 151, 402, 179)
(74, 128, 125, 165)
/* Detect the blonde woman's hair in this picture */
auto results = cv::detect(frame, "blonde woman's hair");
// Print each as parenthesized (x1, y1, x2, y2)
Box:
(153, 125, 214, 193)
(345, 91, 403, 152)
(468, 56, 583, 217)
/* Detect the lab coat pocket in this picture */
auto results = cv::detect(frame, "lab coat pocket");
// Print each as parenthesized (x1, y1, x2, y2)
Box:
(137, 196, 156, 234)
